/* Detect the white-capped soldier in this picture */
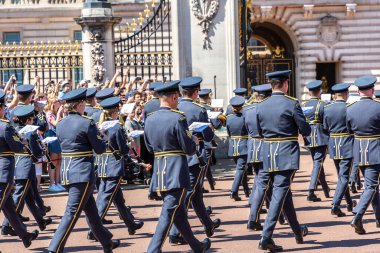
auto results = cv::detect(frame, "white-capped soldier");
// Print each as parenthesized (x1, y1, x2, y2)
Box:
(0, 91, 39, 248)
(87, 96, 144, 241)
(302, 80, 330, 202)
(226, 96, 250, 201)
(144, 81, 211, 253)
(347, 75, 380, 234)
(48, 88, 119, 253)
(323, 83, 356, 217)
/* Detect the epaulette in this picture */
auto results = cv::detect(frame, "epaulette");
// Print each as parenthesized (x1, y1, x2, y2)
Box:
(324, 103, 333, 108)
(170, 109, 185, 115)
(0, 118, 9, 123)
(192, 101, 205, 108)
(284, 95, 298, 101)
(147, 111, 157, 117)
(81, 115, 92, 120)
(260, 97, 270, 103)
(347, 101, 357, 107)
(245, 105, 256, 111)
(226, 114, 234, 118)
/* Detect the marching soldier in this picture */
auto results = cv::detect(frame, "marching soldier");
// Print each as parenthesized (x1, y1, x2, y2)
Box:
(256, 70, 310, 251)
(347, 75, 380, 234)
(144, 81, 211, 253)
(0, 91, 39, 248)
(91, 88, 115, 123)
(169, 77, 221, 244)
(9, 84, 35, 126)
(143, 82, 163, 201)
(225, 88, 247, 116)
(2, 105, 52, 235)
(323, 83, 356, 217)
(245, 84, 272, 230)
(226, 96, 250, 201)
(85, 87, 101, 117)
(48, 88, 119, 253)
(87, 96, 144, 240)
(303, 80, 330, 202)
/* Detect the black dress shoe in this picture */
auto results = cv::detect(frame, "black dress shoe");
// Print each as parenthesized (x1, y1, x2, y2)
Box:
(347, 200, 357, 212)
(260, 208, 267, 214)
(102, 218, 113, 225)
(351, 214, 366, 234)
(19, 214, 30, 222)
(295, 225, 308, 244)
(230, 192, 241, 201)
(128, 220, 144, 235)
(247, 221, 263, 231)
(206, 206, 213, 215)
(307, 192, 321, 202)
(258, 237, 283, 252)
(44, 206, 51, 213)
(39, 217, 53, 231)
(210, 182, 215, 190)
(1, 226, 16, 236)
(323, 187, 331, 198)
(169, 235, 188, 245)
(148, 192, 163, 201)
(202, 188, 209, 194)
(22, 230, 39, 248)
(104, 239, 120, 253)
(331, 206, 346, 217)
(206, 218, 221, 237)
(244, 190, 251, 198)
(87, 231, 98, 241)
(350, 182, 357, 193)
(200, 238, 211, 252)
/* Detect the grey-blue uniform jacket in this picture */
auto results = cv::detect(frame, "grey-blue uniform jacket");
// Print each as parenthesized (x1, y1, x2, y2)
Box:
(85, 104, 101, 117)
(0, 119, 24, 183)
(200, 102, 222, 151)
(226, 112, 248, 157)
(14, 126, 43, 180)
(177, 99, 214, 166)
(98, 120, 128, 178)
(245, 105, 263, 163)
(257, 92, 311, 172)
(144, 97, 160, 120)
(144, 107, 196, 192)
(91, 109, 103, 123)
(301, 98, 329, 147)
(323, 100, 353, 160)
(56, 112, 106, 185)
(9, 102, 27, 126)
(347, 97, 380, 166)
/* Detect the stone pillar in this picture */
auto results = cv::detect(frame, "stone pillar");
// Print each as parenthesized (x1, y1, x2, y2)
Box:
(74, 0, 121, 87)
(171, 0, 240, 107)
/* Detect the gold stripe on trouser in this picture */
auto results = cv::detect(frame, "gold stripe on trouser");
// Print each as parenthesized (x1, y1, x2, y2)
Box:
(314, 146, 328, 190)
(277, 170, 297, 223)
(159, 188, 186, 252)
(101, 177, 123, 220)
(255, 178, 272, 223)
(186, 164, 204, 210)
(15, 179, 30, 212)
(57, 182, 90, 253)
(0, 183, 9, 208)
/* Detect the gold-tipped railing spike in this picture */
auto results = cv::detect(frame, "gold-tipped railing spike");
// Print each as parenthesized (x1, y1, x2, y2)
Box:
(144, 4, 150, 18)
(68, 40, 73, 54)
(19, 42, 24, 56)
(0, 42, 2, 56)
(12, 42, 17, 56)
(26, 41, 31, 55)
(61, 40, 66, 54)
(132, 18, 137, 32)
(118, 25, 122, 38)
(74, 40, 80, 54)
(47, 41, 52, 54)
(138, 12, 144, 26)
(33, 41, 38, 55)
(40, 41, 45, 55)
(5, 42, 10, 56)
(151, 0, 155, 8)
(53, 41, 58, 55)
(125, 22, 131, 34)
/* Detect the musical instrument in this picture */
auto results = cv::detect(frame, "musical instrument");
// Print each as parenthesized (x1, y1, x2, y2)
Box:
(36, 138, 56, 170)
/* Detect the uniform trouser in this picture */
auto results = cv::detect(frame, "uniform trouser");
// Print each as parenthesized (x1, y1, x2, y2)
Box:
(96, 177, 135, 227)
(2, 179, 44, 228)
(353, 165, 380, 221)
(48, 182, 113, 253)
(308, 146, 329, 191)
(262, 170, 302, 239)
(0, 183, 28, 239)
(349, 162, 361, 185)
(332, 159, 353, 207)
(147, 188, 202, 253)
(17, 178, 46, 217)
(204, 149, 215, 189)
(231, 155, 249, 194)
(249, 163, 269, 223)
(249, 162, 262, 205)
(170, 165, 213, 237)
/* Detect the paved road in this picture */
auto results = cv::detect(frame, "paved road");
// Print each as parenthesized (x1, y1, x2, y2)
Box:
(1, 153, 379, 253)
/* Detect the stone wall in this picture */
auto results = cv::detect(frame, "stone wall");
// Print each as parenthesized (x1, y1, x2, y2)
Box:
(251, 1, 380, 99)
